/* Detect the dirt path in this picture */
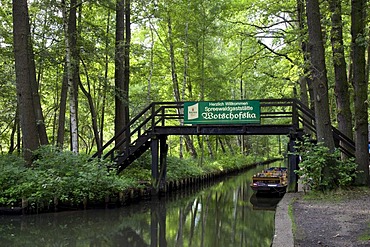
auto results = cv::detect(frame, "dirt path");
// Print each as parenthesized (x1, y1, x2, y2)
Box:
(293, 190, 370, 247)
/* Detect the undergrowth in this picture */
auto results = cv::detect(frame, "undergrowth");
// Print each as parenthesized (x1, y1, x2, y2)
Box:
(0, 145, 262, 210)
(302, 187, 370, 201)
(293, 138, 359, 192)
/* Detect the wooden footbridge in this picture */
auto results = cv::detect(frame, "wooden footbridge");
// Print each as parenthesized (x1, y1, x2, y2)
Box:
(92, 98, 355, 192)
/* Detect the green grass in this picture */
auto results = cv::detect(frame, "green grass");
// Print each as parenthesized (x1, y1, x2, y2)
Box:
(288, 197, 297, 235)
(301, 186, 370, 202)
(358, 222, 370, 241)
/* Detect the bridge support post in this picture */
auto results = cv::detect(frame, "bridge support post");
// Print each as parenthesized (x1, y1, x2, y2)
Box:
(151, 136, 159, 194)
(287, 133, 299, 192)
(158, 136, 168, 192)
(151, 135, 168, 195)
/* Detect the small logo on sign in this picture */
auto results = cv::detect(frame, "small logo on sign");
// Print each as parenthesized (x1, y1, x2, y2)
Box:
(188, 103, 199, 120)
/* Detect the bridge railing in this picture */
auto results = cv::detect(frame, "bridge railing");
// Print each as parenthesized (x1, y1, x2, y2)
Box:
(92, 98, 356, 161)
(292, 99, 356, 158)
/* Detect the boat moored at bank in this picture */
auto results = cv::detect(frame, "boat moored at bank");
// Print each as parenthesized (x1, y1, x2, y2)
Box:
(250, 167, 288, 195)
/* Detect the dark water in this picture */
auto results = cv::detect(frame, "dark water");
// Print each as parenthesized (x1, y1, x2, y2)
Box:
(0, 165, 281, 247)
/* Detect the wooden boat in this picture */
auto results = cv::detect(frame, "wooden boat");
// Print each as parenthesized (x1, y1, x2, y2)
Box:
(250, 167, 288, 195)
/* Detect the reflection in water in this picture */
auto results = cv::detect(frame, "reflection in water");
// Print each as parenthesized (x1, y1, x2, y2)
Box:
(0, 165, 280, 247)
(249, 193, 282, 211)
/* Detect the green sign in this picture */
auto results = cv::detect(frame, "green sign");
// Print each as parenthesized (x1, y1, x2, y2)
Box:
(184, 100, 260, 124)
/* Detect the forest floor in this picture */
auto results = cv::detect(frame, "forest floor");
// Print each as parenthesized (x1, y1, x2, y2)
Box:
(292, 187, 370, 247)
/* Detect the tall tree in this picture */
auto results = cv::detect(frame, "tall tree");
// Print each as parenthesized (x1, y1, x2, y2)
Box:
(100, 8, 112, 149)
(167, 13, 180, 103)
(297, 0, 314, 109)
(57, 61, 69, 148)
(305, 0, 335, 148)
(124, 0, 131, 113)
(165, 2, 197, 159)
(12, 0, 48, 163)
(329, 0, 353, 141)
(115, 0, 130, 151)
(80, 58, 101, 152)
(351, 0, 369, 185)
(62, 0, 79, 152)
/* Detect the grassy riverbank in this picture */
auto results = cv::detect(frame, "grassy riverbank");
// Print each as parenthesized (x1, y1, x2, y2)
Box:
(0, 146, 279, 214)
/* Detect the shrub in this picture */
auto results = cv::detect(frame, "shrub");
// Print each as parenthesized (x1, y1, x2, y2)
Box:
(122, 152, 152, 182)
(0, 144, 265, 210)
(0, 154, 27, 206)
(166, 157, 203, 181)
(294, 139, 358, 191)
(0, 145, 137, 209)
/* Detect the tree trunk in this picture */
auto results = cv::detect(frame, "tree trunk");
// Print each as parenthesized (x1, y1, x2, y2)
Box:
(367, 32, 370, 84)
(62, 0, 79, 153)
(297, 0, 313, 133)
(167, 14, 180, 102)
(30, 8, 49, 145)
(179, 6, 190, 160)
(329, 0, 353, 141)
(29, 12, 48, 146)
(299, 76, 312, 134)
(100, 10, 111, 149)
(12, 0, 41, 163)
(29, 43, 48, 146)
(217, 137, 226, 154)
(69, 0, 79, 153)
(205, 136, 214, 159)
(124, 0, 131, 144)
(226, 138, 235, 155)
(115, 0, 126, 152)
(80, 58, 101, 152)
(351, 0, 369, 185)
(57, 60, 69, 148)
(167, 9, 197, 159)
(305, 0, 335, 151)
(147, 24, 155, 104)
(8, 108, 19, 154)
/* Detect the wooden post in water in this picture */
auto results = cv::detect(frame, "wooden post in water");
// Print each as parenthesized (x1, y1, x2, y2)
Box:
(151, 135, 168, 194)
(158, 135, 168, 192)
(151, 136, 159, 194)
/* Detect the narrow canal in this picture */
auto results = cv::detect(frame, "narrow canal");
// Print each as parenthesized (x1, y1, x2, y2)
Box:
(0, 164, 283, 246)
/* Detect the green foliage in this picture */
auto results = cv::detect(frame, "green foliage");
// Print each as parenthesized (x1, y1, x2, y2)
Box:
(0, 0, 303, 154)
(166, 154, 256, 180)
(0, 144, 263, 210)
(166, 157, 203, 181)
(203, 154, 255, 173)
(294, 139, 358, 191)
(122, 152, 152, 182)
(121, 151, 258, 183)
(0, 154, 27, 205)
(0, 146, 135, 208)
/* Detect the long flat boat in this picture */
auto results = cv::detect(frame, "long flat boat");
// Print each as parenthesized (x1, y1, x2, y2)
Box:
(250, 167, 288, 195)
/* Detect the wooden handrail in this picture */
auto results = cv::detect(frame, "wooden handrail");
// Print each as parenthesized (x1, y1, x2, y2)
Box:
(92, 98, 357, 167)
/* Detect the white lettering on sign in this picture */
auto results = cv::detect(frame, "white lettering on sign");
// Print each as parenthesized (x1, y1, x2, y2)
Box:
(204, 106, 254, 112)
(201, 111, 257, 120)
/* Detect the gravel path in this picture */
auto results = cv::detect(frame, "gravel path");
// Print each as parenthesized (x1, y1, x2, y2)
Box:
(293, 189, 370, 247)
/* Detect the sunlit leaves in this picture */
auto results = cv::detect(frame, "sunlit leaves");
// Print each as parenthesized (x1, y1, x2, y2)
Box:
(2, 0, 309, 154)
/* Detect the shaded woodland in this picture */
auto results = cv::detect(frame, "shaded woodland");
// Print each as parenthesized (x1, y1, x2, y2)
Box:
(1, 0, 369, 184)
